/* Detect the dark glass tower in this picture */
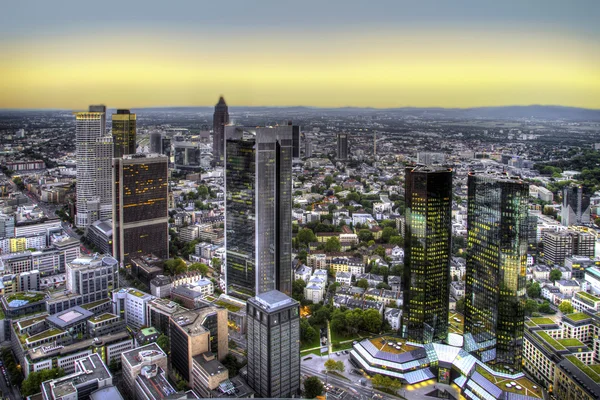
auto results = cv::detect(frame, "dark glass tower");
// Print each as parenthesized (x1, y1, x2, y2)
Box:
(225, 126, 293, 299)
(112, 109, 136, 158)
(246, 290, 300, 398)
(337, 133, 349, 160)
(288, 121, 301, 159)
(561, 184, 591, 226)
(464, 172, 528, 372)
(212, 96, 230, 166)
(401, 166, 452, 343)
(113, 154, 169, 267)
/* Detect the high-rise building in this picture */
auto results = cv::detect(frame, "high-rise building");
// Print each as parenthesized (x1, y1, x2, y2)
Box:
(304, 138, 312, 158)
(112, 287, 155, 330)
(464, 172, 529, 372)
(75, 106, 113, 228)
(401, 166, 452, 343)
(112, 154, 169, 267)
(149, 132, 162, 154)
(121, 343, 168, 400)
(562, 185, 591, 226)
(112, 109, 137, 158)
(337, 133, 349, 160)
(288, 122, 301, 159)
(543, 229, 595, 265)
(246, 290, 300, 398)
(161, 136, 171, 161)
(225, 126, 293, 299)
(212, 96, 229, 166)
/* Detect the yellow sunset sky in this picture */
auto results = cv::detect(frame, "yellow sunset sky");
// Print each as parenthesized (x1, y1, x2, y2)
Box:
(1, 1, 599, 109)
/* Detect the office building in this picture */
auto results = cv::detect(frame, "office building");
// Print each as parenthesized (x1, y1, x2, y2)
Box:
(212, 96, 229, 166)
(543, 230, 595, 266)
(246, 290, 300, 398)
(337, 133, 349, 160)
(169, 309, 211, 384)
(401, 166, 452, 344)
(41, 353, 113, 400)
(289, 122, 301, 159)
(86, 219, 113, 255)
(113, 154, 169, 267)
(464, 172, 529, 372)
(112, 109, 136, 158)
(149, 132, 162, 154)
(304, 139, 312, 158)
(112, 288, 155, 330)
(562, 185, 591, 226)
(121, 343, 168, 400)
(225, 126, 293, 298)
(65, 255, 118, 305)
(75, 105, 113, 228)
(174, 141, 203, 171)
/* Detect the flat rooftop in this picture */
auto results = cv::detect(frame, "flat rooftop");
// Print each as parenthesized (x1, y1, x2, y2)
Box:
(251, 290, 297, 312)
(122, 343, 166, 368)
(47, 306, 93, 328)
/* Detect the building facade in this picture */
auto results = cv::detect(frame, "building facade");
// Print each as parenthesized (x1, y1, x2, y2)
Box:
(464, 172, 529, 372)
(225, 126, 293, 298)
(337, 133, 349, 160)
(112, 109, 137, 158)
(212, 96, 229, 166)
(75, 106, 113, 227)
(562, 185, 591, 227)
(401, 166, 452, 344)
(246, 290, 300, 398)
(113, 154, 169, 267)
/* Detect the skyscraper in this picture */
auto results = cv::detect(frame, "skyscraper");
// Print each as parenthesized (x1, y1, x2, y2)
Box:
(225, 125, 292, 299)
(113, 154, 169, 267)
(337, 133, 349, 160)
(246, 290, 300, 398)
(401, 166, 452, 344)
(561, 184, 591, 226)
(75, 105, 113, 228)
(212, 96, 229, 166)
(288, 121, 301, 159)
(112, 109, 137, 158)
(464, 172, 529, 372)
(149, 132, 162, 154)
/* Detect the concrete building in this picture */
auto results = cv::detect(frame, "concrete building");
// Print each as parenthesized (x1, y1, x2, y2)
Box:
(65, 255, 118, 305)
(121, 343, 168, 400)
(112, 288, 155, 330)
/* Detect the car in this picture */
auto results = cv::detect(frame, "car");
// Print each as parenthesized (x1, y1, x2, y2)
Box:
(336, 352, 340, 355)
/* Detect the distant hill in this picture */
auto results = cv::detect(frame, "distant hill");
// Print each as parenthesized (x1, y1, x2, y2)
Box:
(3, 105, 600, 121)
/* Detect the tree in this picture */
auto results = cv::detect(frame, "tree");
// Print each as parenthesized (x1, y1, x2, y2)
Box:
(304, 376, 324, 398)
(538, 301, 554, 314)
(157, 334, 170, 353)
(456, 298, 465, 314)
(22, 368, 66, 396)
(524, 299, 539, 316)
(527, 281, 541, 298)
(211, 257, 222, 274)
(297, 228, 317, 245)
(324, 175, 335, 187)
(325, 358, 345, 373)
(372, 374, 402, 392)
(550, 268, 562, 282)
(188, 262, 209, 275)
(197, 185, 209, 199)
(595, 217, 600, 228)
(109, 358, 120, 373)
(356, 278, 369, 289)
(324, 237, 341, 252)
(388, 236, 403, 246)
(381, 227, 397, 243)
(559, 301, 574, 314)
(345, 309, 363, 334)
(223, 353, 245, 376)
(293, 279, 307, 302)
(12, 176, 25, 191)
(376, 282, 391, 290)
(176, 379, 188, 391)
(164, 258, 187, 276)
(362, 308, 382, 333)
(358, 229, 374, 243)
(374, 246, 386, 258)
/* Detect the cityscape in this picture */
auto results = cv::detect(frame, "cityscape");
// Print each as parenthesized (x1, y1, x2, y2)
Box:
(1, 1, 600, 400)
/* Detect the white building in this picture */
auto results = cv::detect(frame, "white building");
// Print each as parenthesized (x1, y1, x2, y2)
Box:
(112, 288, 155, 330)
(384, 308, 401, 331)
(335, 271, 352, 286)
(75, 107, 114, 227)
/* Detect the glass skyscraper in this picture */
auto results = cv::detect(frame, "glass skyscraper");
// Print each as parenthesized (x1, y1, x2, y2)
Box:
(112, 109, 137, 158)
(401, 166, 452, 344)
(464, 172, 529, 372)
(225, 126, 293, 299)
(112, 154, 169, 267)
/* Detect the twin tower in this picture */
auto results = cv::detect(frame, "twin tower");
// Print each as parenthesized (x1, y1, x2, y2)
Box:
(402, 166, 529, 372)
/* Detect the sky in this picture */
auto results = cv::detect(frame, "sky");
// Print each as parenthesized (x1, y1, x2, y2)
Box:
(0, 0, 599, 109)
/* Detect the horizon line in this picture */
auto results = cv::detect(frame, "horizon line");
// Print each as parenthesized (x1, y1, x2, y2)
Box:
(1, 104, 600, 112)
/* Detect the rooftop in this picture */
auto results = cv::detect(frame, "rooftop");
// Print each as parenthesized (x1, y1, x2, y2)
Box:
(122, 343, 166, 368)
(252, 290, 297, 312)
(564, 312, 591, 322)
(47, 306, 93, 328)
(89, 313, 117, 324)
(563, 355, 600, 383)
